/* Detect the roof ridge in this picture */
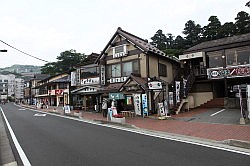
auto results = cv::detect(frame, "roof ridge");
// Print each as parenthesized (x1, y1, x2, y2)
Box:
(117, 27, 148, 43)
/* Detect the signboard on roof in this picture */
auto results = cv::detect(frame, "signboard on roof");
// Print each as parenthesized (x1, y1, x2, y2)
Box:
(179, 52, 204, 60)
(148, 81, 162, 90)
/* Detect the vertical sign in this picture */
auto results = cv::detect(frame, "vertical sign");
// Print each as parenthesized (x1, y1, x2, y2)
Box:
(100, 65, 105, 85)
(169, 92, 174, 107)
(158, 103, 165, 116)
(176, 81, 180, 103)
(71, 71, 76, 86)
(133, 94, 141, 116)
(142, 94, 148, 117)
(247, 85, 250, 119)
(183, 78, 187, 98)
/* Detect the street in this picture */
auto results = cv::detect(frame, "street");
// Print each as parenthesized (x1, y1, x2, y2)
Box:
(1, 103, 250, 166)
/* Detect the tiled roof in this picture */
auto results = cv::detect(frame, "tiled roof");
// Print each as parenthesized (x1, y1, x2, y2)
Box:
(185, 33, 250, 53)
(97, 27, 179, 63)
(102, 83, 124, 92)
(119, 74, 148, 91)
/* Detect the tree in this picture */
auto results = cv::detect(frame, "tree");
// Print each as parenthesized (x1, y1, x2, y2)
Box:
(41, 62, 57, 76)
(219, 22, 236, 37)
(235, 11, 250, 34)
(183, 20, 202, 48)
(41, 49, 86, 75)
(166, 33, 174, 49)
(150, 29, 167, 50)
(173, 35, 186, 49)
(203, 16, 222, 40)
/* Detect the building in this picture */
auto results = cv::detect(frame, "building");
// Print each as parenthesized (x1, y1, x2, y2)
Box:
(14, 78, 25, 101)
(95, 27, 180, 115)
(178, 33, 250, 109)
(0, 74, 15, 100)
(34, 73, 70, 107)
(71, 53, 101, 112)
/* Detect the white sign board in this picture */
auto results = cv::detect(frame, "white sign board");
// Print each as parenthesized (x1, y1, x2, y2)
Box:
(148, 81, 162, 90)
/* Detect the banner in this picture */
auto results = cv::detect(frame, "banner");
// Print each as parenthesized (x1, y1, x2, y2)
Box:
(133, 94, 141, 116)
(175, 81, 180, 103)
(142, 94, 148, 116)
(169, 92, 174, 107)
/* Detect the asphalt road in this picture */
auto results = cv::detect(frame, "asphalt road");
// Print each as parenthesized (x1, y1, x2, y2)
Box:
(1, 103, 250, 166)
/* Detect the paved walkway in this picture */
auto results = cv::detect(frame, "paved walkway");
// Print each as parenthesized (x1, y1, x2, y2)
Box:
(24, 105, 250, 143)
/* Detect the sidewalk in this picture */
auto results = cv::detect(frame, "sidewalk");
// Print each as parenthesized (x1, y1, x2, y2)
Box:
(22, 104, 250, 147)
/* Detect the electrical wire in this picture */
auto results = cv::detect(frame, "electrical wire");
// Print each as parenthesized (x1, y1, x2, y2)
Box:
(0, 40, 50, 63)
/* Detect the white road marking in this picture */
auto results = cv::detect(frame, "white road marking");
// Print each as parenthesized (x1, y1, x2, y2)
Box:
(16, 104, 250, 156)
(0, 107, 32, 166)
(34, 113, 47, 117)
(210, 109, 226, 117)
(19, 109, 26, 111)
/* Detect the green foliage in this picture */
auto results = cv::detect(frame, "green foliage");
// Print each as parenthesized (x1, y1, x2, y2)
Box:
(150, 10, 250, 53)
(235, 11, 250, 34)
(183, 20, 202, 47)
(203, 16, 222, 40)
(150, 29, 167, 50)
(41, 49, 85, 75)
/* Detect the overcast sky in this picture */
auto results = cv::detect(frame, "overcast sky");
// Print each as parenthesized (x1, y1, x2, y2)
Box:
(0, 0, 249, 68)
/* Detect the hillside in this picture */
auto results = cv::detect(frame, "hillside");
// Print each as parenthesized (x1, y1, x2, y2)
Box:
(0, 64, 41, 80)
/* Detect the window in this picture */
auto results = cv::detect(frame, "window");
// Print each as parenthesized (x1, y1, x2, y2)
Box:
(112, 64, 121, 77)
(114, 45, 124, 54)
(159, 63, 167, 77)
(226, 46, 250, 66)
(106, 64, 121, 79)
(207, 51, 223, 68)
(113, 45, 127, 58)
(59, 83, 68, 89)
(122, 60, 139, 76)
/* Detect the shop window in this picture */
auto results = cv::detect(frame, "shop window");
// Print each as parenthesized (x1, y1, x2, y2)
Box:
(226, 46, 250, 66)
(159, 63, 167, 77)
(122, 60, 139, 76)
(207, 51, 223, 68)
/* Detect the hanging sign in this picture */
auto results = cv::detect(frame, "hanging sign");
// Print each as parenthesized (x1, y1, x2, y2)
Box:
(133, 94, 141, 116)
(148, 81, 162, 90)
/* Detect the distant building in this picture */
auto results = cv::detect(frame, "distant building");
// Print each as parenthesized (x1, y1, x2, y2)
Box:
(14, 78, 24, 101)
(0, 74, 15, 100)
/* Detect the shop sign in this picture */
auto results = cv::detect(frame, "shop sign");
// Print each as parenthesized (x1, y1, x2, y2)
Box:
(133, 94, 141, 116)
(142, 94, 148, 116)
(100, 65, 105, 85)
(109, 93, 125, 100)
(71, 71, 77, 86)
(48, 89, 64, 96)
(81, 77, 99, 85)
(148, 81, 162, 90)
(207, 65, 250, 79)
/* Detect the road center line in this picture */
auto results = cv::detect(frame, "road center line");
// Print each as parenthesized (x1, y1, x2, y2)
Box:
(210, 109, 226, 117)
(0, 107, 32, 166)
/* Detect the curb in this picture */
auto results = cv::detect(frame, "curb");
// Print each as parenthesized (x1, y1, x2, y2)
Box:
(0, 110, 18, 166)
(223, 139, 250, 149)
